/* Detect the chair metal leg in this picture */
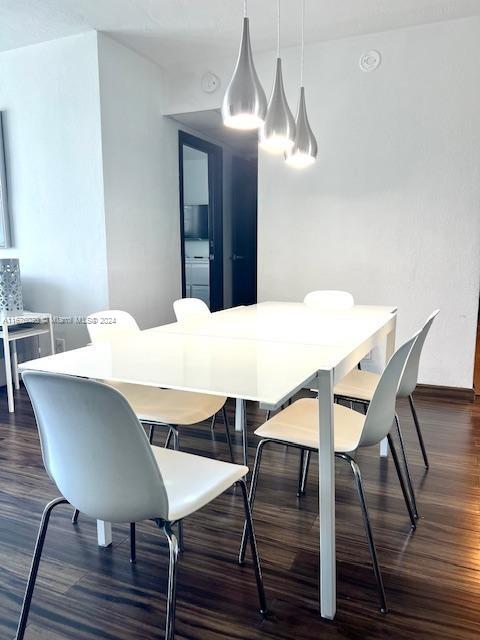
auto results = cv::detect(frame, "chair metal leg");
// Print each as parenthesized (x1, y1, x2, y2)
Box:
(161, 522, 179, 640)
(265, 410, 271, 421)
(337, 454, 388, 614)
(222, 405, 235, 463)
(171, 427, 179, 451)
(148, 423, 155, 444)
(130, 523, 136, 563)
(72, 508, 79, 524)
(296, 449, 312, 497)
(211, 412, 217, 431)
(242, 400, 249, 468)
(395, 414, 419, 518)
(387, 433, 417, 529)
(297, 449, 305, 497)
(171, 428, 184, 552)
(165, 428, 174, 449)
(16, 497, 69, 640)
(239, 439, 268, 564)
(408, 394, 429, 469)
(299, 449, 311, 496)
(238, 479, 267, 614)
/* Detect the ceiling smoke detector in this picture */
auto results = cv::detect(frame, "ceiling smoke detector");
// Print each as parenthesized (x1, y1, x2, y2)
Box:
(359, 50, 381, 72)
(201, 72, 220, 94)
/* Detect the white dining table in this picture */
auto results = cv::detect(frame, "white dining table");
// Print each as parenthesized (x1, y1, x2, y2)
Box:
(19, 301, 396, 621)
(150, 302, 395, 450)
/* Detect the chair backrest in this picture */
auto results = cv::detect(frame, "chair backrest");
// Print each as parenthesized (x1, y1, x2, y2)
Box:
(173, 297, 211, 322)
(304, 290, 354, 311)
(22, 371, 169, 523)
(397, 309, 440, 397)
(87, 310, 140, 343)
(359, 332, 420, 447)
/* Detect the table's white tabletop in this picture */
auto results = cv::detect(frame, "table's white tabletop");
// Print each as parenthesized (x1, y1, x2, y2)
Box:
(18, 303, 396, 408)
(19, 331, 340, 407)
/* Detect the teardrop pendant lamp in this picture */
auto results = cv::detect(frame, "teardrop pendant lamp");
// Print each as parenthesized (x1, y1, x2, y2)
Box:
(259, 0, 295, 153)
(285, 0, 318, 168)
(222, 0, 267, 130)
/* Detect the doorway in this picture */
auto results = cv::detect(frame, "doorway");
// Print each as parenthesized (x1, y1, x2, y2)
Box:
(179, 131, 223, 311)
(174, 109, 258, 311)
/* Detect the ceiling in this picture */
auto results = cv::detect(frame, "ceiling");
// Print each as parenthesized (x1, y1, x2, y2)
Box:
(172, 110, 258, 156)
(2, 1, 480, 67)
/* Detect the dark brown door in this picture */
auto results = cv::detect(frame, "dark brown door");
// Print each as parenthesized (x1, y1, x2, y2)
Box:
(231, 155, 257, 307)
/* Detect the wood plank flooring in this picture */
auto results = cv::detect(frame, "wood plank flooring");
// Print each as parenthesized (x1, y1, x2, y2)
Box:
(0, 387, 479, 639)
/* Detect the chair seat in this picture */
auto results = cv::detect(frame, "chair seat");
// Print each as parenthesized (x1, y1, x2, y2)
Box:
(151, 446, 247, 521)
(334, 369, 380, 402)
(255, 398, 365, 453)
(108, 382, 226, 425)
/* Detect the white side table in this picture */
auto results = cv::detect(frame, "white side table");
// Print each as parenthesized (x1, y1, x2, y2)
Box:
(1, 312, 55, 412)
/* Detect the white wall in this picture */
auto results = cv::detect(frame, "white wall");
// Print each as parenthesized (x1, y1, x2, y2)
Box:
(164, 17, 480, 388)
(0, 32, 108, 350)
(97, 34, 182, 329)
(0, 30, 183, 370)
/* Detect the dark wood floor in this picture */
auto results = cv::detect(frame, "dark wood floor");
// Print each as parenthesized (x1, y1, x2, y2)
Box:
(1, 387, 479, 639)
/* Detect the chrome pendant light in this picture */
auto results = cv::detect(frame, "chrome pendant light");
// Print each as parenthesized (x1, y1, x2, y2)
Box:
(222, 0, 267, 130)
(259, 0, 295, 153)
(285, 0, 318, 168)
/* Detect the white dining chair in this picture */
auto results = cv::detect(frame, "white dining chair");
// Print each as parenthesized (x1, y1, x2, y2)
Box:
(263, 290, 357, 424)
(173, 298, 221, 432)
(283, 289, 356, 425)
(173, 297, 210, 322)
(87, 309, 140, 342)
(77, 310, 232, 552)
(303, 290, 354, 310)
(86, 310, 231, 460)
(17, 371, 266, 640)
(238, 332, 420, 614)
(333, 310, 439, 514)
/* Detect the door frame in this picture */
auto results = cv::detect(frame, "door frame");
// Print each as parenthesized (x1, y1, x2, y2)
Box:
(178, 130, 223, 311)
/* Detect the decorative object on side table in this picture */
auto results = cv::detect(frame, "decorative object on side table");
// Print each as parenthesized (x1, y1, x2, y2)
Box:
(0, 258, 23, 319)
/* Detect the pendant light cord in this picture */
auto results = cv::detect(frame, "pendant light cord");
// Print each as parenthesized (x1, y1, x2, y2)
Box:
(300, 0, 305, 86)
(277, 0, 280, 58)
(244, 0, 247, 17)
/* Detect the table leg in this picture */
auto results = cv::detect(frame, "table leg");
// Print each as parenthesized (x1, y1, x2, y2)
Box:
(48, 314, 55, 355)
(235, 397, 243, 432)
(97, 520, 112, 547)
(318, 368, 336, 619)
(380, 321, 397, 457)
(11, 340, 20, 390)
(3, 324, 14, 413)
(241, 399, 248, 467)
